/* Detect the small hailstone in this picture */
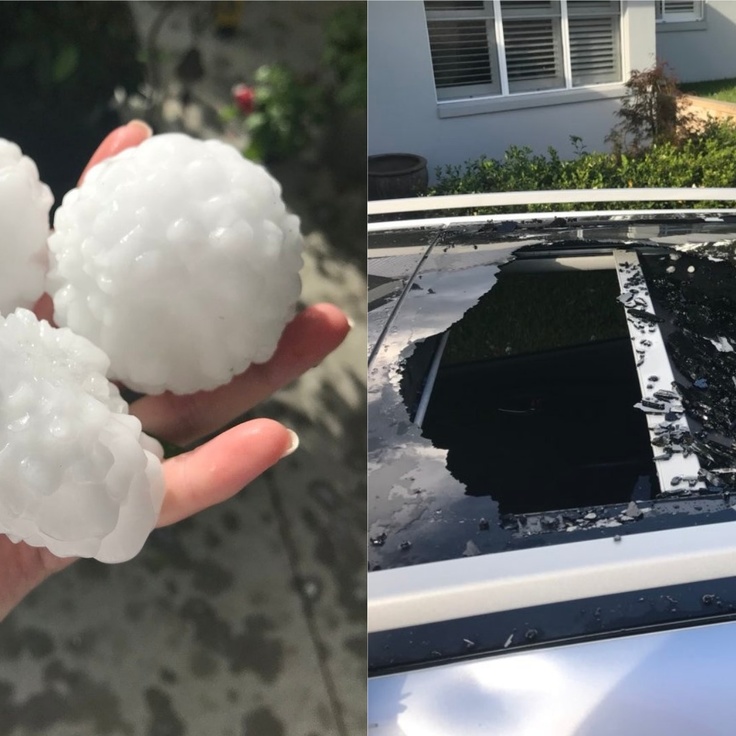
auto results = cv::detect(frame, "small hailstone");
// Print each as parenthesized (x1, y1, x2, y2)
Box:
(0, 139, 53, 315)
(48, 133, 304, 394)
(0, 309, 164, 563)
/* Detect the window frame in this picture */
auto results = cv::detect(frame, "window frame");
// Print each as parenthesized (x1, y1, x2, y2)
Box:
(425, 2, 501, 100)
(655, 0, 705, 23)
(424, 0, 624, 109)
(655, 0, 707, 33)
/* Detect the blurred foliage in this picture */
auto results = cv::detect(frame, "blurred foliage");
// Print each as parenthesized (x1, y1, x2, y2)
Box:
(323, 3, 367, 111)
(242, 63, 315, 164)
(224, 3, 366, 163)
(0, 1, 144, 130)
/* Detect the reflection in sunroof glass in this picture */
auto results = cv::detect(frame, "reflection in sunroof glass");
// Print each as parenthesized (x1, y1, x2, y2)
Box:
(442, 270, 628, 363)
(406, 265, 660, 515)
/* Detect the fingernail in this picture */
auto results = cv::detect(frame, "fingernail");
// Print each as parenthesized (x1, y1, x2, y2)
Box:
(126, 119, 153, 137)
(281, 429, 300, 458)
(347, 316, 355, 329)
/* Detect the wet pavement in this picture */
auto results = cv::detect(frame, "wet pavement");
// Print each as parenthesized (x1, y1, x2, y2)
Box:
(0, 3, 366, 735)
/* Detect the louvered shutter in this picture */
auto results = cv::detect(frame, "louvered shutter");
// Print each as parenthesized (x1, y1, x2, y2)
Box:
(502, 1, 564, 93)
(656, 1, 704, 21)
(568, 1, 621, 87)
(424, 0, 501, 100)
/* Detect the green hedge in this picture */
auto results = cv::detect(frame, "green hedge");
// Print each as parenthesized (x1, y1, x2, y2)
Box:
(430, 121, 736, 214)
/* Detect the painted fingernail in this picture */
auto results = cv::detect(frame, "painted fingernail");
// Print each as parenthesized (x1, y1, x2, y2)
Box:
(281, 429, 300, 458)
(126, 119, 153, 137)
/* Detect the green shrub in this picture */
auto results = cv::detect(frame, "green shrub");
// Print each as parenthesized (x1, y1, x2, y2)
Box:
(430, 120, 736, 214)
(242, 63, 315, 163)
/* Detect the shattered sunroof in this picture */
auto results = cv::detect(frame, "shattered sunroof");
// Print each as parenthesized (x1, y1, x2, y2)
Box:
(368, 217, 736, 572)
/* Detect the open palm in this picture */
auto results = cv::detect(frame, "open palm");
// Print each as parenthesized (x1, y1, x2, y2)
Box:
(0, 121, 350, 619)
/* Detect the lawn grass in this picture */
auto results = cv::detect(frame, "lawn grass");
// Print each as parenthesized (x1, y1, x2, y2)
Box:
(442, 269, 629, 365)
(681, 77, 736, 104)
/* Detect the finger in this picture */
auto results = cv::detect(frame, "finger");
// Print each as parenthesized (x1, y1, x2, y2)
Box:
(157, 418, 296, 527)
(79, 119, 153, 184)
(131, 303, 350, 445)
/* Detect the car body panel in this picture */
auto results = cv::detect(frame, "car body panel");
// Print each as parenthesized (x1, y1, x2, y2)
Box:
(369, 618, 736, 736)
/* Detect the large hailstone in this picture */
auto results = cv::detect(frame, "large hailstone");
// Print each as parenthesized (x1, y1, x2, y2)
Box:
(0, 139, 53, 315)
(48, 134, 304, 395)
(0, 309, 165, 563)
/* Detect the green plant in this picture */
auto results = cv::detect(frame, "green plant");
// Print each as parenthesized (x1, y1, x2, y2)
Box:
(323, 4, 367, 111)
(223, 4, 366, 164)
(681, 76, 736, 104)
(430, 120, 736, 215)
(606, 62, 696, 155)
(240, 63, 316, 163)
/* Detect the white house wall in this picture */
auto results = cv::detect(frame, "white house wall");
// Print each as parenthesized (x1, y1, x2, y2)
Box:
(368, 1, 656, 180)
(656, 1, 736, 83)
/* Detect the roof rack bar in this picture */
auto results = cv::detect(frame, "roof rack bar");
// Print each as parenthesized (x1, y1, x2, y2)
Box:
(368, 519, 736, 632)
(368, 188, 736, 217)
(368, 228, 445, 369)
(368, 208, 736, 233)
(413, 331, 450, 428)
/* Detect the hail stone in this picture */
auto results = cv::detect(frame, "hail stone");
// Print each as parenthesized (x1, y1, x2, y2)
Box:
(0, 309, 164, 562)
(0, 139, 53, 315)
(48, 134, 304, 395)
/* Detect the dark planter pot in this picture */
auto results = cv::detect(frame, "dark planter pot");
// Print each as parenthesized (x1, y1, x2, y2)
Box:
(368, 153, 428, 200)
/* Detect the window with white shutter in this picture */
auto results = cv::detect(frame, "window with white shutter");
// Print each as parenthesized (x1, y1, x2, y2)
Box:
(501, 1, 564, 94)
(425, 0, 501, 99)
(424, 0, 622, 101)
(655, 0, 705, 22)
